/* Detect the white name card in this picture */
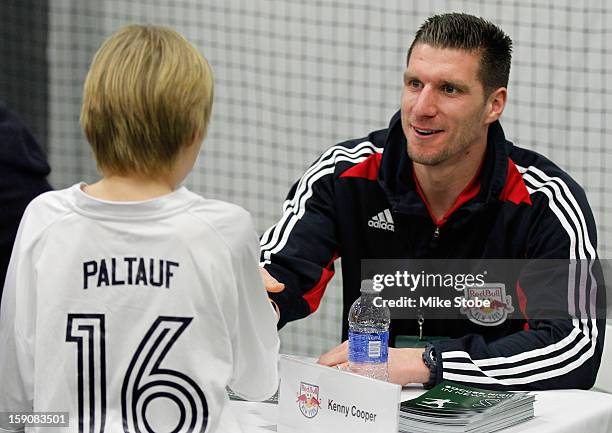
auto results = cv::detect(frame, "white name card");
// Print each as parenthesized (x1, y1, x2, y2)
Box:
(278, 355, 401, 433)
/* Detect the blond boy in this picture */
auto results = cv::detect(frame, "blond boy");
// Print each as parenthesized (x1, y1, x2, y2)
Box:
(0, 25, 279, 433)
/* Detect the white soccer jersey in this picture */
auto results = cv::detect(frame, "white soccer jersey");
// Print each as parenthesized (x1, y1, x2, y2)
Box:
(0, 184, 279, 433)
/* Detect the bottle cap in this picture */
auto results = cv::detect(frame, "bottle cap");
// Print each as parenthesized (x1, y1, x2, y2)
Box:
(359, 279, 377, 294)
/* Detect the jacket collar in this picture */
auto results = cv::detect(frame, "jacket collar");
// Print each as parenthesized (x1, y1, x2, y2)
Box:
(378, 110, 512, 218)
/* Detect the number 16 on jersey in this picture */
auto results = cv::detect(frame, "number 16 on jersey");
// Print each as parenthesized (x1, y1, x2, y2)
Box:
(66, 314, 208, 432)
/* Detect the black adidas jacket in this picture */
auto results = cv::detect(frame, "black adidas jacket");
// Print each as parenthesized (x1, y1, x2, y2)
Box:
(261, 111, 604, 390)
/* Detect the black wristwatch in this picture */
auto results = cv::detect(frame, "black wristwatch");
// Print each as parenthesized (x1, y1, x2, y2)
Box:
(422, 343, 438, 389)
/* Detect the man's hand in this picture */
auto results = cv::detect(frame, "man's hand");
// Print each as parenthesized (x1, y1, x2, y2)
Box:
(317, 340, 349, 370)
(318, 341, 430, 385)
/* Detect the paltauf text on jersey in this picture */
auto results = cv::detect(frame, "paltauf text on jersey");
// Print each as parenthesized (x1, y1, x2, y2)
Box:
(83, 257, 179, 289)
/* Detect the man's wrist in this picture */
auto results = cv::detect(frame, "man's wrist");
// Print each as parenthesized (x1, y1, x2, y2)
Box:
(421, 343, 438, 389)
(393, 348, 430, 385)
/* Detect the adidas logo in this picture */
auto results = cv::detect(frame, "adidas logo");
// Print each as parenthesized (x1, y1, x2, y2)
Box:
(368, 209, 395, 232)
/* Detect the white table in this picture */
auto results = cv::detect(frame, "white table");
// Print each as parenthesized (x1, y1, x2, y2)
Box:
(230, 387, 612, 433)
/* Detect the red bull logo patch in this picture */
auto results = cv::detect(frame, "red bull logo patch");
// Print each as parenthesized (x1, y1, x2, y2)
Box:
(460, 284, 514, 326)
(297, 382, 321, 418)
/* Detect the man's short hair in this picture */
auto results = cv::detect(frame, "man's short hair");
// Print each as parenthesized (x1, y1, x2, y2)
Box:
(407, 13, 512, 95)
(81, 25, 213, 177)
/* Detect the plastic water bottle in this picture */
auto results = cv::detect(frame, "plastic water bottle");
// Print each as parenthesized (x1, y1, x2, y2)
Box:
(348, 279, 391, 381)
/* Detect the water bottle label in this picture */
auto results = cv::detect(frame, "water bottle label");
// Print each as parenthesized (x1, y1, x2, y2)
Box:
(348, 330, 389, 363)
(368, 340, 381, 358)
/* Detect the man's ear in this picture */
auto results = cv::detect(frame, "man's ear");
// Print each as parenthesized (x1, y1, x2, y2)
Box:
(484, 87, 507, 125)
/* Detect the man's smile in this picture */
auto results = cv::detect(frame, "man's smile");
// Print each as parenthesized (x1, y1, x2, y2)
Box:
(412, 125, 444, 137)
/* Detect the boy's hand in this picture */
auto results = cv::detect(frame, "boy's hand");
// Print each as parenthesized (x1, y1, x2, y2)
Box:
(260, 267, 285, 293)
(260, 267, 284, 322)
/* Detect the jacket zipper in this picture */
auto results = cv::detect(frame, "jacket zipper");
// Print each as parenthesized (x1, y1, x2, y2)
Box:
(418, 312, 425, 340)
(429, 226, 441, 249)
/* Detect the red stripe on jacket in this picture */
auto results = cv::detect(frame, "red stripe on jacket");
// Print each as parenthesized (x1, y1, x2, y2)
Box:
(339, 153, 382, 180)
(499, 159, 532, 206)
(303, 253, 338, 313)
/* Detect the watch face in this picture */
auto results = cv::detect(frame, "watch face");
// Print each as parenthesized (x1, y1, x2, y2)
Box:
(428, 347, 436, 362)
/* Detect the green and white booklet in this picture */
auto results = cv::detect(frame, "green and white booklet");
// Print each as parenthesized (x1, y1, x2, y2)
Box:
(399, 381, 535, 433)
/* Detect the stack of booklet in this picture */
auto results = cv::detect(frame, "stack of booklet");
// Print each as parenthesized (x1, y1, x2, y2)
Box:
(399, 381, 534, 433)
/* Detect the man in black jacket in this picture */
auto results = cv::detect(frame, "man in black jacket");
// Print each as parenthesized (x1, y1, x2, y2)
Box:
(0, 102, 51, 300)
(261, 13, 604, 390)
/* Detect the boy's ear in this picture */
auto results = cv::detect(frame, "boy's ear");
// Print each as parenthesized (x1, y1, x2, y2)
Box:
(189, 130, 204, 147)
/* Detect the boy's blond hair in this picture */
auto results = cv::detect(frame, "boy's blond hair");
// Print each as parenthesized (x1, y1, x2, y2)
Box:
(80, 25, 213, 177)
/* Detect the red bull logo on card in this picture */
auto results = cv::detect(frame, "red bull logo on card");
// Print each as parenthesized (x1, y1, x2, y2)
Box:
(297, 382, 321, 418)
(460, 284, 514, 326)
